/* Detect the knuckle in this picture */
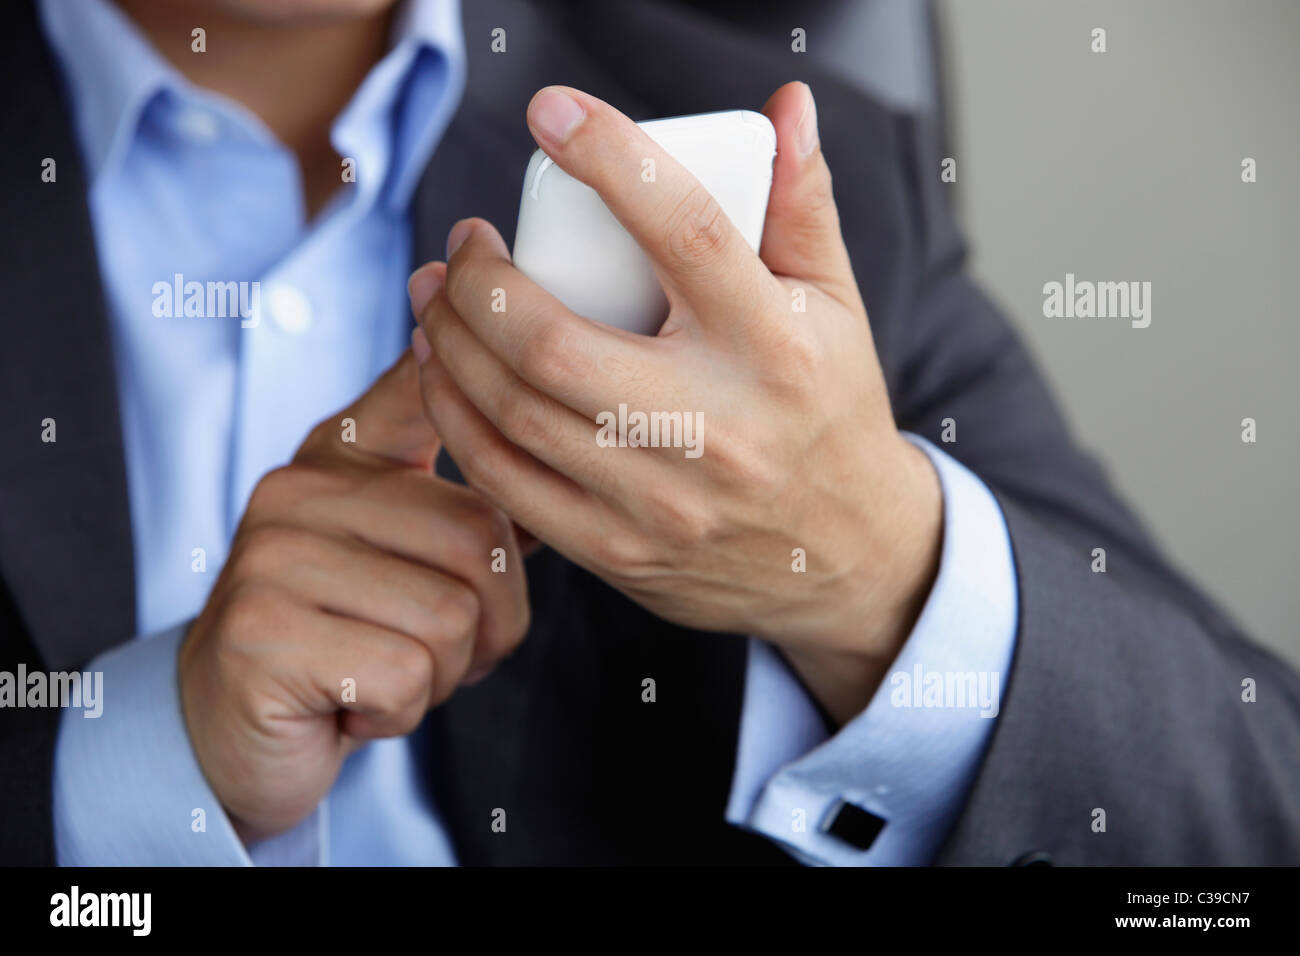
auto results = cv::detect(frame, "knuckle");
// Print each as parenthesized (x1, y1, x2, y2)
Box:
(496, 387, 552, 447)
(234, 524, 304, 578)
(775, 164, 837, 239)
(590, 529, 652, 574)
(454, 442, 507, 497)
(296, 417, 353, 463)
(425, 350, 462, 404)
(517, 319, 575, 391)
(299, 419, 333, 451)
(784, 323, 824, 369)
(447, 495, 511, 563)
(249, 463, 335, 513)
(445, 257, 491, 313)
(708, 426, 780, 497)
(377, 642, 435, 713)
(428, 299, 469, 363)
(641, 486, 716, 551)
(764, 325, 823, 396)
(664, 185, 731, 272)
(424, 300, 453, 353)
(805, 164, 838, 220)
(487, 590, 532, 661)
(509, 595, 532, 647)
(471, 498, 514, 547)
(246, 465, 296, 514)
(432, 583, 481, 643)
(218, 582, 292, 652)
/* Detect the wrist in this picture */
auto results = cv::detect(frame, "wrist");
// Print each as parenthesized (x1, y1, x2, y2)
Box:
(874, 435, 944, 651)
(783, 435, 943, 726)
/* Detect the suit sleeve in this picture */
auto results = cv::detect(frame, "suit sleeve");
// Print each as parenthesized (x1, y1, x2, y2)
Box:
(878, 113, 1300, 865)
(0, 587, 60, 865)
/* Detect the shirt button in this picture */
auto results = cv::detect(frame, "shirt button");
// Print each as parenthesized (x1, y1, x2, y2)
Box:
(267, 284, 313, 334)
(175, 107, 220, 143)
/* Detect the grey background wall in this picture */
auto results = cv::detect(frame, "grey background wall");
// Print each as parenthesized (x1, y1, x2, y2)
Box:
(697, 0, 1296, 665)
(937, 0, 1298, 664)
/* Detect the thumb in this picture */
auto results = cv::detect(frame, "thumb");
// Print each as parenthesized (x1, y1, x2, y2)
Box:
(296, 341, 443, 471)
(759, 82, 860, 309)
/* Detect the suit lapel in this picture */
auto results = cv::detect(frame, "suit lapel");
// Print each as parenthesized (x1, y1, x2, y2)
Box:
(0, 2, 135, 670)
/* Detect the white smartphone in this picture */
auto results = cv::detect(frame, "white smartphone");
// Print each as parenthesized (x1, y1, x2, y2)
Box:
(512, 110, 777, 336)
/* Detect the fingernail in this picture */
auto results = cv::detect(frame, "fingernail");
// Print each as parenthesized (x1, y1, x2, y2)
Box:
(529, 88, 585, 145)
(411, 326, 432, 365)
(462, 664, 493, 686)
(446, 219, 475, 259)
(796, 84, 819, 158)
(407, 263, 444, 315)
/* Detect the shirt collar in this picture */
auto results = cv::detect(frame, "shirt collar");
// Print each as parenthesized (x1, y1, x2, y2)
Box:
(38, 0, 465, 210)
(38, 0, 176, 185)
(334, 0, 467, 215)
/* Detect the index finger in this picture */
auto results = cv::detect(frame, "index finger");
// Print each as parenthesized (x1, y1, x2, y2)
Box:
(525, 86, 777, 324)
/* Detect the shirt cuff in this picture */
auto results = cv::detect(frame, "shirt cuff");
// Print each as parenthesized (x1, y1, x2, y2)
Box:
(725, 432, 1019, 865)
(52, 623, 323, 866)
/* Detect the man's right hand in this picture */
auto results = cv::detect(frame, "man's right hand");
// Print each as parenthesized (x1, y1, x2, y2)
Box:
(178, 345, 531, 844)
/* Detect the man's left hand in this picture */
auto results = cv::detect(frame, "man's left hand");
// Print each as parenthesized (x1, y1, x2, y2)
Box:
(408, 82, 942, 724)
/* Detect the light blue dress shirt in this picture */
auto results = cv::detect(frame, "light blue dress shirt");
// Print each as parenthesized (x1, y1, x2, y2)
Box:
(42, 0, 1018, 866)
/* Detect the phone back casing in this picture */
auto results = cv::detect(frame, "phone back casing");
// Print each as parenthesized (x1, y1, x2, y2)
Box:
(512, 110, 777, 336)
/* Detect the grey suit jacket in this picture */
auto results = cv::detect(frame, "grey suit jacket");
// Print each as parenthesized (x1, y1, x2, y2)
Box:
(1, 0, 1297, 865)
